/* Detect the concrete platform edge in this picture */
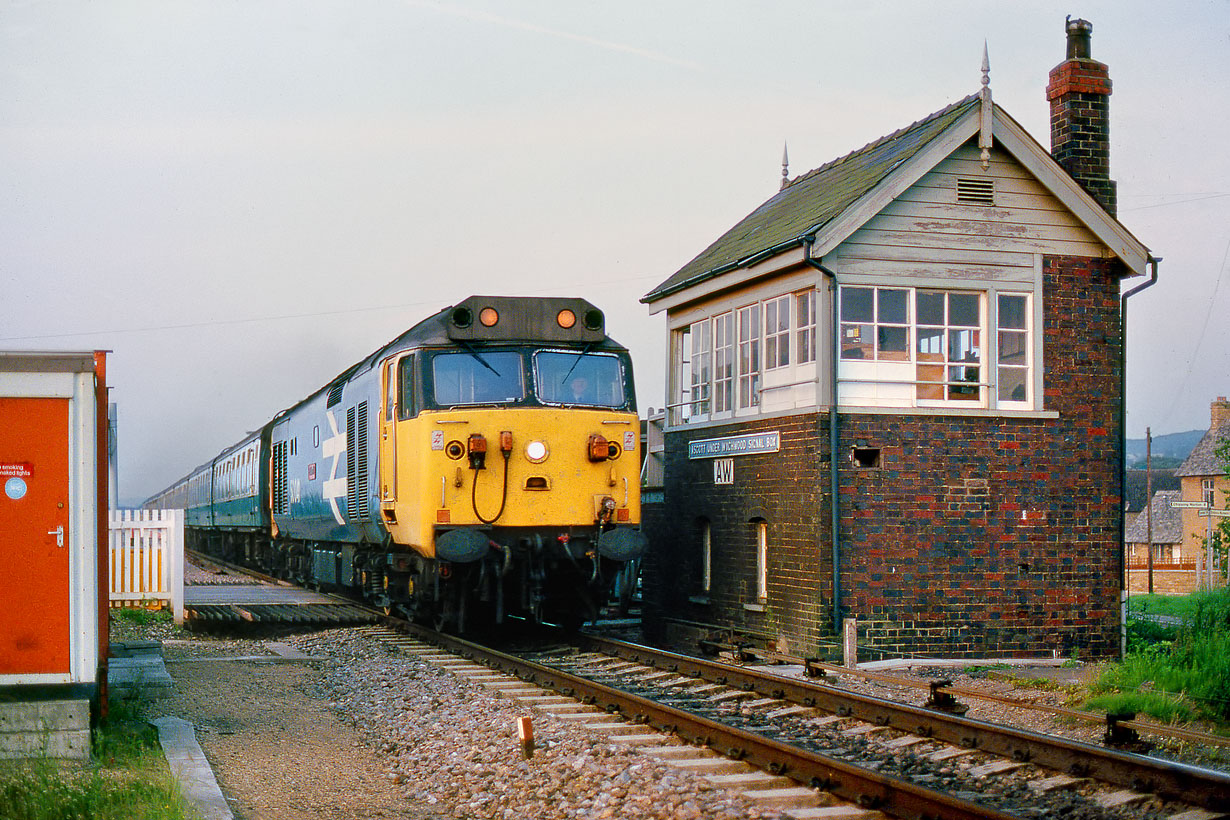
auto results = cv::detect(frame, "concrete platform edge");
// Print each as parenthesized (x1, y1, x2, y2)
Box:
(151, 717, 233, 820)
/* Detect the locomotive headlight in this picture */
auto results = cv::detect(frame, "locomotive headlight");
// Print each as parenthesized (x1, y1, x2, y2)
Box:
(525, 440, 549, 463)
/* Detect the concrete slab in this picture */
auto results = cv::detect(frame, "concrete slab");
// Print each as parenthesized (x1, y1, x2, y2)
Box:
(109, 655, 173, 699)
(152, 717, 234, 820)
(0, 699, 90, 760)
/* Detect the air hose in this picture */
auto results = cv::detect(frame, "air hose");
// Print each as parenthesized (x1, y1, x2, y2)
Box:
(472, 450, 511, 524)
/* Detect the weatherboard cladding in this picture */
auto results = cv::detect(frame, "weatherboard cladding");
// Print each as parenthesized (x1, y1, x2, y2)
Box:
(642, 95, 980, 303)
(1124, 491, 1183, 545)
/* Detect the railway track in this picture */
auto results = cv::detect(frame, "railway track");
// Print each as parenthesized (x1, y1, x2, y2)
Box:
(181, 556, 1229, 818)
(363, 622, 1230, 820)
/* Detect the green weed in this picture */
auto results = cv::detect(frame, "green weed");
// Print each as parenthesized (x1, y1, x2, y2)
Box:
(1088, 588, 1230, 726)
(111, 607, 170, 626)
(0, 686, 188, 820)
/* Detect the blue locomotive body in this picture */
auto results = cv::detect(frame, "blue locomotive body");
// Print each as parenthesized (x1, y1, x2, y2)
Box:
(146, 296, 647, 631)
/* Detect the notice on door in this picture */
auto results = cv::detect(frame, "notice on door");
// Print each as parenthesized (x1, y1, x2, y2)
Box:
(2, 463, 32, 500)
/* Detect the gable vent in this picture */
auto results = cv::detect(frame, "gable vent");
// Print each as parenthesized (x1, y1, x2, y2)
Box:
(956, 177, 995, 205)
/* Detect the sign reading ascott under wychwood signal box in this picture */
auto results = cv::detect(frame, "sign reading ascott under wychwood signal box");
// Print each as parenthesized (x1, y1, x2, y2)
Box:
(688, 431, 781, 460)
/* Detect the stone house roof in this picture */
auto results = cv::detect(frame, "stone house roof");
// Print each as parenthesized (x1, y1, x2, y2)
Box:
(1175, 420, 1230, 478)
(1124, 490, 1183, 544)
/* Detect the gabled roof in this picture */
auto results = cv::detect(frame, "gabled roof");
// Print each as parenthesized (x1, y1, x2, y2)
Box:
(643, 91, 1151, 308)
(1175, 420, 1230, 478)
(1125, 490, 1183, 544)
(642, 96, 979, 304)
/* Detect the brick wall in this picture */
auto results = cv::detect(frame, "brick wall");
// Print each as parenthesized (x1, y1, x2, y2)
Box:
(644, 255, 1126, 660)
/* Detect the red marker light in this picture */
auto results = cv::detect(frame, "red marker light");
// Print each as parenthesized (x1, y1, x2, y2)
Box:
(479, 307, 499, 327)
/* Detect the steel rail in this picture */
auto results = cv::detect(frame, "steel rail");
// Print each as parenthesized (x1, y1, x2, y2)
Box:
(696, 636, 1230, 749)
(397, 623, 1019, 820)
(576, 633, 1230, 813)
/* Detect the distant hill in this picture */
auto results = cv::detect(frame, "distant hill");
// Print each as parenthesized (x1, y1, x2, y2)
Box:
(1125, 429, 1204, 468)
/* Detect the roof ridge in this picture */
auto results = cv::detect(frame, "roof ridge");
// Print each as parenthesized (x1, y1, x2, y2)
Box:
(782, 93, 979, 190)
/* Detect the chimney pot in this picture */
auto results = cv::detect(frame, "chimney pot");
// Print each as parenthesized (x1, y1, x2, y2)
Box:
(1065, 18, 1093, 60)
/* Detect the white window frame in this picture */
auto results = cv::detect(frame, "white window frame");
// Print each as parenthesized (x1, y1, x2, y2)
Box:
(995, 292, 1032, 410)
(701, 521, 711, 594)
(764, 295, 791, 371)
(737, 304, 761, 410)
(837, 284, 1035, 411)
(669, 287, 820, 425)
(1203, 479, 1216, 507)
(755, 521, 768, 603)
(713, 312, 735, 415)
(913, 289, 983, 407)
(796, 290, 816, 365)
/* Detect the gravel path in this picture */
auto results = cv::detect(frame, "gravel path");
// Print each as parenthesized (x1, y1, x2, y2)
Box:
(121, 619, 796, 820)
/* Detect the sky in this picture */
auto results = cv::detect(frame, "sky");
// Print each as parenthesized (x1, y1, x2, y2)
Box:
(2, 1, 1228, 506)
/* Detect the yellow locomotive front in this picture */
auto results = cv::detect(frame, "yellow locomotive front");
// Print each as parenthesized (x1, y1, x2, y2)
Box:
(374, 296, 646, 631)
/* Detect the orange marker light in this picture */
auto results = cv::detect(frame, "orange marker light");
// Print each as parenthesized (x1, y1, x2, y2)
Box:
(588, 434, 609, 463)
(556, 308, 576, 329)
(479, 307, 499, 327)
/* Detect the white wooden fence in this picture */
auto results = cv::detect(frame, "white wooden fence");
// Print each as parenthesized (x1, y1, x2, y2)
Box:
(109, 509, 185, 624)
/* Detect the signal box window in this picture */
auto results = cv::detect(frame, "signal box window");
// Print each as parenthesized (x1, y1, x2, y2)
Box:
(432, 351, 524, 406)
(534, 351, 626, 408)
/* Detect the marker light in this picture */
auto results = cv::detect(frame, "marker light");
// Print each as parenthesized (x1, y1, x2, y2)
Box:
(556, 309, 576, 329)
(525, 440, 549, 463)
(479, 307, 499, 327)
(587, 434, 609, 463)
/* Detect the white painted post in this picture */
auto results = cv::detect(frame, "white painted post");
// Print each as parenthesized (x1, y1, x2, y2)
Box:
(168, 509, 184, 624)
(843, 617, 858, 668)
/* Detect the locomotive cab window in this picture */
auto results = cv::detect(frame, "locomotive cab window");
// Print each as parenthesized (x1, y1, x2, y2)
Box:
(431, 350, 524, 407)
(534, 351, 626, 408)
(397, 354, 418, 420)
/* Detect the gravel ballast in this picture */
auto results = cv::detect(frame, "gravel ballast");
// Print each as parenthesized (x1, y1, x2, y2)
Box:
(135, 621, 798, 820)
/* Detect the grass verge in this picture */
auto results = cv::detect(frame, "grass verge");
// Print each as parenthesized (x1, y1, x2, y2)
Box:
(1086, 587, 1230, 730)
(0, 693, 189, 820)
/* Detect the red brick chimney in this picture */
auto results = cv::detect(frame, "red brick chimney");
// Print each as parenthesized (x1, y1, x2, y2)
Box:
(1212, 396, 1230, 427)
(1046, 18, 1117, 216)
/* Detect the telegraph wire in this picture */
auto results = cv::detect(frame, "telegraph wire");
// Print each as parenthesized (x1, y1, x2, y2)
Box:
(0, 274, 667, 343)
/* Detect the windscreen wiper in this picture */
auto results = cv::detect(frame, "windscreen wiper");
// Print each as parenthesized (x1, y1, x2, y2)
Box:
(557, 342, 597, 389)
(458, 340, 501, 376)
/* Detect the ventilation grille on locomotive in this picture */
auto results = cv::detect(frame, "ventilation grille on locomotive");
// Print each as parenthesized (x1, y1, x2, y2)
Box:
(271, 440, 288, 515)
(346, 401, 369, 520)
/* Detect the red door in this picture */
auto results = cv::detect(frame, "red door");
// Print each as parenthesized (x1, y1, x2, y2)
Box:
(0, 397, 71, 676)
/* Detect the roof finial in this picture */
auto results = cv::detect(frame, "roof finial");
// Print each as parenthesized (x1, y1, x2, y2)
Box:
(979, 41, 993, 169)
(780, 141, 790, 190)
(981, 41, 991, 93)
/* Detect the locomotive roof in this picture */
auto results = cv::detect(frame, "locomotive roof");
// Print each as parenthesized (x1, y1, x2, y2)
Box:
(145, 296, 629, 505)
(276, 295, 628, 421)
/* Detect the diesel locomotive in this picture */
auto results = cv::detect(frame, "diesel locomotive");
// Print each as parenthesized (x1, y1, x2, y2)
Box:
(146, 296, 647, 631)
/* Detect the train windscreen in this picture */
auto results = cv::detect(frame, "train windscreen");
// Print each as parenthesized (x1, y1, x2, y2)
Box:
(432, 351, 525, 406)
(534, 351, 625, 408)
